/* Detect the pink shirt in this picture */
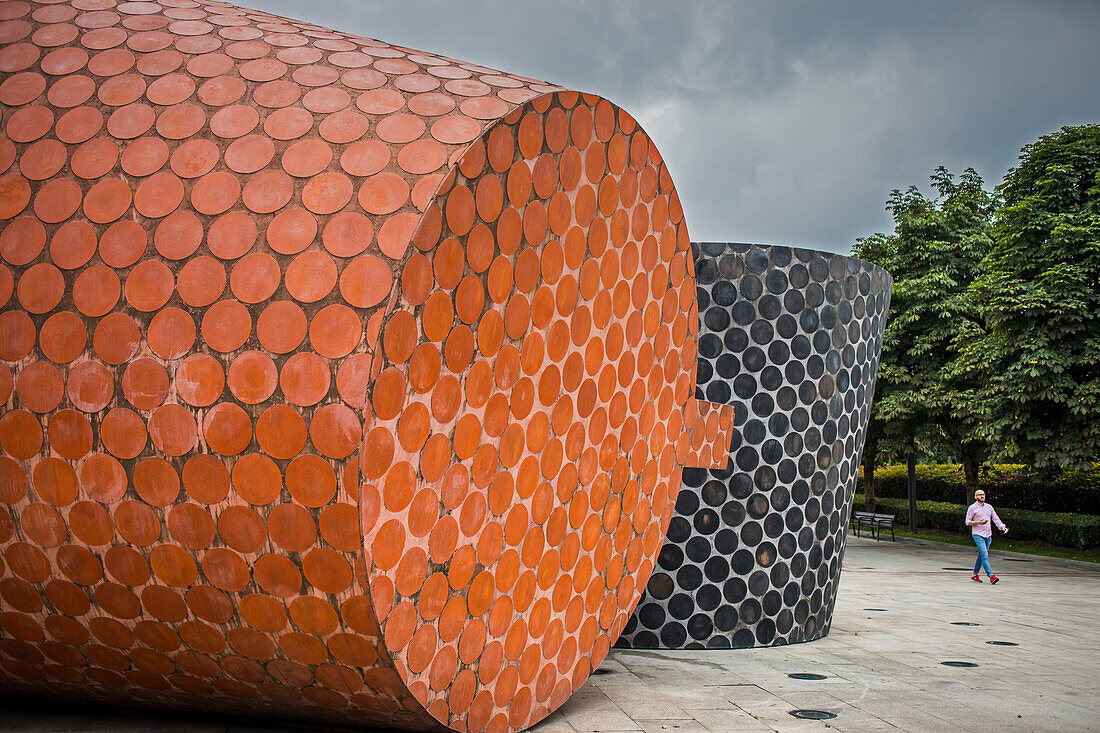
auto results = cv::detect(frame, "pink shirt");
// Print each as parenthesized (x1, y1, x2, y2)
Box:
(965, 502, 1005, 538)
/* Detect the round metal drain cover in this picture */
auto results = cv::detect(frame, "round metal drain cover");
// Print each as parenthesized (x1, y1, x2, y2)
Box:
(788, 673, 828, 681)
(951, 622, 980, 626)
(941, 661, 979, 668)
(790, 709, 837, 720)
(987, 641, 1018, 646)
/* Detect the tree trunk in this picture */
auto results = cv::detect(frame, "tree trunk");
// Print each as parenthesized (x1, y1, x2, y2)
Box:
(861, 432, 879, 512)
(943, 426, 985, 507)
(907, 453, 918, 533)
(961, 454, 980, 506)
(864, 468, 876, 513)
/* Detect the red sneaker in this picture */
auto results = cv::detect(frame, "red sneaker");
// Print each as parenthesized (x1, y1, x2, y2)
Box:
(971, 574, 983, 583)
(990, 575, 999, 584)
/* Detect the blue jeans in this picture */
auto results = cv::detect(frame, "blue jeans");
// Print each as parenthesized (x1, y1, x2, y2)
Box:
(973, 535, 993, 576)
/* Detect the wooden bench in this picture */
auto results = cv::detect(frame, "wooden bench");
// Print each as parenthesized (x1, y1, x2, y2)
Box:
(852, 512, 896, 541)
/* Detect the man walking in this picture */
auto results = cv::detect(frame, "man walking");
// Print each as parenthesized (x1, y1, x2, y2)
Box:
(966, 489, 1009, 584)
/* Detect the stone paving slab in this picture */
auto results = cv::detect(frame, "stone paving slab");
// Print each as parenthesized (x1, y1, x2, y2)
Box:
(3, 534, 1099, 732)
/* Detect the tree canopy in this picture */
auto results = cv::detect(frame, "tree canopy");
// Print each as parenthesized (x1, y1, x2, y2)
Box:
(853, 167, 995, 501)
(965, 124, 1100, 471)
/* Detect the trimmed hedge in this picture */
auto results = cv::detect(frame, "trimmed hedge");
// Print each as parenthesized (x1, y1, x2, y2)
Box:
(857, 464, 1100, 515)
(853, 494, 1100, 549)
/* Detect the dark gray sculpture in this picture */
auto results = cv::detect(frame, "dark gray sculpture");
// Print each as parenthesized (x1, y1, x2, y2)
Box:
(618, 243, 892, 649)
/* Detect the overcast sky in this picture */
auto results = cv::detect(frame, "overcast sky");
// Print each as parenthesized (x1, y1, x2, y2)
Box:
(246, 0, 1100, 255)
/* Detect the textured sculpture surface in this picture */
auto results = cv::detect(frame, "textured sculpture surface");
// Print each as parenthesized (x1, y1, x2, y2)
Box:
(618, 243, 892, 650)
(0, 2, 734, 731)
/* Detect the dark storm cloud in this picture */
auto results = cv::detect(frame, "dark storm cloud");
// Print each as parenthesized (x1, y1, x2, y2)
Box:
(246, 0, 1100, 253)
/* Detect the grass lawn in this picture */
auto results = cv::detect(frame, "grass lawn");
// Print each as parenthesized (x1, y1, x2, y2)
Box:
(886, 526, 1100, 563)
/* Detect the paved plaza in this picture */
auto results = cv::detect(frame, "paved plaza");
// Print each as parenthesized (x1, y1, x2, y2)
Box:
(2, 534, 1098, 732)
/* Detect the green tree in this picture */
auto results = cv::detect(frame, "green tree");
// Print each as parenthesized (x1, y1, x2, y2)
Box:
(851, 231, 909, 511)
(966, 124, 1100, 471)
(854, 167, 996, 506)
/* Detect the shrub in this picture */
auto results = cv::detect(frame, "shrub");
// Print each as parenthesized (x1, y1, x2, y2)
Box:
(853, 495, 1100, 549)
(857, 464, 1100, 514)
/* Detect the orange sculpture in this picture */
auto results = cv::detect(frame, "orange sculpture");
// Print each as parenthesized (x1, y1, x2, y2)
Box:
(0, 1, 734, 731)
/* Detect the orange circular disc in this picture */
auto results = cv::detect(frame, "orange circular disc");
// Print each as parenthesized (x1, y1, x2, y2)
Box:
(308, 304, 361, 359)
(224, 134, 274, 174)
(176, 256, 226, 308)
(309, 404, 361, 460)
(0, 310, 31, 358)
(176, 354, 225, 408)
(33, 177, 81, 223)
(70, 138, 118, 180)
(16, 361, 64, 413)
(266, 208, 317, 255)
(38, 311, 86, 364)
(229, 253, 281, 303)
(284, 251, 337, 303)
(210, 105, 259, 139)
(191, 170, 241, 216)
(66, 361, 114, 414)
(202, 403, 252, 456)
(340, 140, 389, 177)
(100, 407, 147, 460)
(200, 299, 252, 353)
(0, 174, 31, 220)
(301, 171, 353, 215)
(1, 217, 46, 266)
(322, 211, 372, 258)
(72, 265, 121, 317)
(338, 255, 392, 309)
(105, 102, 154, 139)
(133, 171, 184, 218)
(124, 259, 174, 312)
(242, 170, 293, 214)
(19, 139, 67, 180)
(228, 350, 278, 405)
(99, 219, 147, 269)
(256, 300, 308, 355)
(83, 177, 132, 224)
(358, 172, 409, 215)
(263, 106, 313, 140)
(376, 113, 426, 144)
(318, 109, 368, 144)
(255, 404, 307, 460)
(154, 211, 203, 261)
(148, 404, 198, 457)
(49, 220, 97, 270)
(282, 138, 332, 178)
(92, 313, 140, 365)
(119, 136, 169, 177)
(147, 307, 196, 360)
(279, 353, 331, 407)
(207, 212, 258, 260)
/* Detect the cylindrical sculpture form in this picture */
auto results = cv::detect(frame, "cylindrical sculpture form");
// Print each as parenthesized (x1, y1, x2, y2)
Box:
(618, 243, 892, 649)
(0, 2, 736, 731)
